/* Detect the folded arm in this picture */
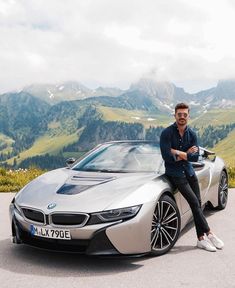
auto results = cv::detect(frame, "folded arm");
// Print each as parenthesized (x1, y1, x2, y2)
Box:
(171, 131, 200, 162)
(171, 146, 199, 161)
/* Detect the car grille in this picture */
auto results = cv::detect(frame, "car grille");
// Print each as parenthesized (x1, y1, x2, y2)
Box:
(21, 207, 89, 227)
(22, 208, 45, 224)
(50, 213, 89, 226)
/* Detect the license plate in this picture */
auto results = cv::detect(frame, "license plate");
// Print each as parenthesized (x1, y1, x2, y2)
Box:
(30, 224, 71, 240)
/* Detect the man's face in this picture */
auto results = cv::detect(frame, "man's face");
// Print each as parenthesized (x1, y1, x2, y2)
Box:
(175, 108, 189, 126)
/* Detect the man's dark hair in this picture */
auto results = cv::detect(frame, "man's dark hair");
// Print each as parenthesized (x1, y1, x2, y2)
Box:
(175, 103, 190, 113)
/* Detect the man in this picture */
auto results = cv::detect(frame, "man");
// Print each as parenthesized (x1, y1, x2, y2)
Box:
(160, 103, 224, 252)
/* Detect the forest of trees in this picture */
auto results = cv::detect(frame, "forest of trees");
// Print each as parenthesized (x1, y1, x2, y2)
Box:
(1, 118, 235, 169)
(63, 120, 145, 152)
(18, 154, 66, 170)
(196, 123, 235, 148)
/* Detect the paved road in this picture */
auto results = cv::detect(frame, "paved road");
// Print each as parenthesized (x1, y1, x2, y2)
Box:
(0, 190, 235, 288)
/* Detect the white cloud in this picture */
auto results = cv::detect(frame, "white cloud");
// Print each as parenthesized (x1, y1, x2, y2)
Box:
(0, 0, 235, 93)
(167, 18, 192, 36)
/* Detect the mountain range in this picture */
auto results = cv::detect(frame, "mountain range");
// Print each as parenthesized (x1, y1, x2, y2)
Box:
(22, 81, 124, 104)
(11, 78, 235, 113)
(4, 78, 231, 113)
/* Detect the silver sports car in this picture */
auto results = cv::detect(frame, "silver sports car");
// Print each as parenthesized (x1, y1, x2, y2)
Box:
(9, 141, 228, 256)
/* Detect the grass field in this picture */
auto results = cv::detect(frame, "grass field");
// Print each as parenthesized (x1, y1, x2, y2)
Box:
(0, 168, 45, 192)
(98, 106, 172, 127)
(190, 108, 235, 127)
(213, 129, 235, 166)
(98, 106, 235, 129)
(6, 131, 80, 165)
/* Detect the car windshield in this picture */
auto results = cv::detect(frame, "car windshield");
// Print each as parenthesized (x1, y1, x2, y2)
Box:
(72, 142, 163, 173)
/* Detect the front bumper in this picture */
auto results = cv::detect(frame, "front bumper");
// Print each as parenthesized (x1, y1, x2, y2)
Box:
(12, 217, 119, 255)
(10, 201, 155, 255)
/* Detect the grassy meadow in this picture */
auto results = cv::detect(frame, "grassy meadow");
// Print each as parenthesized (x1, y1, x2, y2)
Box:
(97, 106, 172, 128)
(0, 167, 45, 192)
(213, 130, 235, 166)
(190, 108, 235, 127)
(6, 131, 80, 166)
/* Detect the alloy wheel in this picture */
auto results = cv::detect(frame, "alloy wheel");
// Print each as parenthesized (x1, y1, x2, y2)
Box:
(219, 171, 228, 208)
(151, 198, 179, 252)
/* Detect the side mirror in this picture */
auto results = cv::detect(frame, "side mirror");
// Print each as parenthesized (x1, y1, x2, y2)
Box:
(199, 147, 216, 162)
(66, 158, 76, 167)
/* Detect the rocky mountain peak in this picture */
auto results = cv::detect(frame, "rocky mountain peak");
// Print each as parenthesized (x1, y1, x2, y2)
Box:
(215, 79, 235, 100)
(130, 78, 175, 101)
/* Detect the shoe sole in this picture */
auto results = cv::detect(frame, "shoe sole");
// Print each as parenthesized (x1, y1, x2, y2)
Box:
(213, 245, 223, 250)
(207, 239, 224, 250)
(197, 245, 217, 252)
(207, 236, 224, 250)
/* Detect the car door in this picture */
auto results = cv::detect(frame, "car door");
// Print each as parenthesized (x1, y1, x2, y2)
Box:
(179, 160, 211, 214)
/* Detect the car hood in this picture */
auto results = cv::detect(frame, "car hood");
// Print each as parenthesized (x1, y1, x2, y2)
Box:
(15, 168, 159, 213)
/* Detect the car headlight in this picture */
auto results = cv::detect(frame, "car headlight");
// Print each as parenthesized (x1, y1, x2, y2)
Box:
(87, 205, 142, 225)
(14, 202, 23, 216)
(10, 198, 23, 217)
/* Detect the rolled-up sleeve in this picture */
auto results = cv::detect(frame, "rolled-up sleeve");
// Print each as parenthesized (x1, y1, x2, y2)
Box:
(160, 129, 176, 163)
(187, 132, 199, 162)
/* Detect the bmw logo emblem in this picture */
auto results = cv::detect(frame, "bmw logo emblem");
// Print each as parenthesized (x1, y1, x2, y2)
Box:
(47, 203, 57, 210)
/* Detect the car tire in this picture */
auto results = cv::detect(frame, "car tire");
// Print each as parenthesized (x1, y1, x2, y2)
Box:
(150, 194, 181, 256)
(217, 171, 228, 210)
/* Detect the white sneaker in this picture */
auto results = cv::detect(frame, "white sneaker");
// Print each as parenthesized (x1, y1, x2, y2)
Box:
(207, 233, 224, 249)
(197, 237, 217, 252)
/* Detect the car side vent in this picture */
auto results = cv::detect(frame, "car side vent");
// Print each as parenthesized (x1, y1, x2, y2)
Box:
(71, 176, 116, 185)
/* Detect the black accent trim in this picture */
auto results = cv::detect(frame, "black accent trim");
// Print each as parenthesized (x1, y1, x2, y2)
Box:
(56, 184, 94, 195)
(86, 229, 119, 255)
(13, 218, 120, 255)
(192, 162, 205, 169)
(45, 215, 50, 225)
(86, 209, 141, 225)
(86, 214, 102, 225)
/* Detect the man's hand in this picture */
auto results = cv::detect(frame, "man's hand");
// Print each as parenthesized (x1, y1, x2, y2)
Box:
(171, 148, 178, 155)
(171, 148, 183, 161)
(187, 146, 198, 154)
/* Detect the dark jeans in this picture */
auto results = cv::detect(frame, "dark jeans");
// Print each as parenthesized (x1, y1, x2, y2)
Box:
(168, 173, 210, 238)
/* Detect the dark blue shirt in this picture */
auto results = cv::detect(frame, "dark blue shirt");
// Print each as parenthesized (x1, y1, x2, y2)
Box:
(160, 122, 199, 177)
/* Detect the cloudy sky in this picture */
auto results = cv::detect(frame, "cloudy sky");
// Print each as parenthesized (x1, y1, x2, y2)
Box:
(0, 0, 235, 94)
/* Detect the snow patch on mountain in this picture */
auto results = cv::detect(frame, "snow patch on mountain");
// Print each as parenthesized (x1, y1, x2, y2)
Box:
(47, 90, 54, 99)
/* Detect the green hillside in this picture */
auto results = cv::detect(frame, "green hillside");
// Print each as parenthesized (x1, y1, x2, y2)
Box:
(213, 129, 235, 166)
(190, 108, 235, 127)
(99, 106, 235, 129)
(98, 106, 171, 127)
(7, 131, 80, 165)
(0, 133, 14, 154)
